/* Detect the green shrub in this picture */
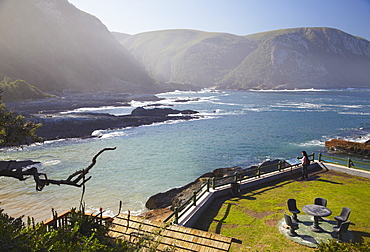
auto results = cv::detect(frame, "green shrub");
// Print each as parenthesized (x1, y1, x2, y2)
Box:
(0, 207, 170, 251)
(0, 77, 52, 102)
(0, 209, 29, 251)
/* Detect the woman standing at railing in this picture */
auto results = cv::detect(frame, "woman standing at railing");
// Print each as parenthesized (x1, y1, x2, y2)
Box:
(301, 151, 309, 180)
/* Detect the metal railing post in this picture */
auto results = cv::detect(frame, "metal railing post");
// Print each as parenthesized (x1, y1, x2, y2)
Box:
(207, 179, 210, 192)
(257, 165, 261, 178)
(212, 177, 216, 190)
(318, 153, 322, 162)
(278, 161, 281, 171)
(174, 207, 179, 224)
(347, 158, 351, 168)
(234, 172, 238, 182)
(193, 191, 197, 206)
(311, 152, 315, 161)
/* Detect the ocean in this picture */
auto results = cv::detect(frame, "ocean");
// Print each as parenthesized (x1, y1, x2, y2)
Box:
(1, 89, 370, 221)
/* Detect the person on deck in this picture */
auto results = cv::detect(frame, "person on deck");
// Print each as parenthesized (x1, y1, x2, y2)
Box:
(301, 151, 309, 180)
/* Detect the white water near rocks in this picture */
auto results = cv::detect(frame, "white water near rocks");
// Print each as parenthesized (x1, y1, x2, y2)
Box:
(1, 89, 370, 222)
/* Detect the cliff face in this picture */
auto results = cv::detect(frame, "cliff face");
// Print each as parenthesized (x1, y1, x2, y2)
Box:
(0, 0, 155, 94)
(221, 27, 370, 89)
(118, 27, 370, 90)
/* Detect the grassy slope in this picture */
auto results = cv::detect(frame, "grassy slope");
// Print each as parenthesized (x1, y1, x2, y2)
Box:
(195, 169, 370, 251)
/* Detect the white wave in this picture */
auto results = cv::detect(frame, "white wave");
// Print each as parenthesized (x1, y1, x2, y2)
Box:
(156, 88, 224, 96)
(248, 88, 370, 92)
(242, 107, 270, 112)
(296, 139, 326, 147)
(43, 160, 61, 166)
(60, 106, 116, 114)
(209, 100, 244, 107)
(130, 100, 154, 108)
(331, 135, 370, 143)
(91, 129, 134, 139)
(274, 102, 324, 109)
(338, 112, 370, 115)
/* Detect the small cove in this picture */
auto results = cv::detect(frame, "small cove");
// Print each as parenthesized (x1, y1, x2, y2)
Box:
(1, 89, 370, 222)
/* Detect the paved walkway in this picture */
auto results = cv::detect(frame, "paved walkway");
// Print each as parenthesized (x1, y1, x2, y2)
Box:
(278, 214, 353, 248)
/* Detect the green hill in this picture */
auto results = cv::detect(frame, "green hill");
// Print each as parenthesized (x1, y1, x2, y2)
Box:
(117, 27, 370, 90)
(0, 78, 52, 102)
(118, 30, 257, 88)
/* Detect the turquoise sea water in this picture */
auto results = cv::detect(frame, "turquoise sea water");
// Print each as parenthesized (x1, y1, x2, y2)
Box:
(1, 89, 370, 221)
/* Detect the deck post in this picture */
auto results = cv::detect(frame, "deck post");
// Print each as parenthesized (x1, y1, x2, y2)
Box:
(257, 165, 261, 178)
(174, 207, 179, 224)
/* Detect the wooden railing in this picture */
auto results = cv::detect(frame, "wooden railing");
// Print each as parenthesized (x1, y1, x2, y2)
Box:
(43, 209, 113, 231)
(164, 154, 314, 224)
(317, 152, 370, 170)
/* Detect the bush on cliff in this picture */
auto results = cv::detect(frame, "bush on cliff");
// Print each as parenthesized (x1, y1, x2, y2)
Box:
(0, 89, 42, 147)
(0, 77, 52, 102)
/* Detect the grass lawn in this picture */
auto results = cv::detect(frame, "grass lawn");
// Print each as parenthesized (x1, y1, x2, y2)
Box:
(194, 168, 370, 251)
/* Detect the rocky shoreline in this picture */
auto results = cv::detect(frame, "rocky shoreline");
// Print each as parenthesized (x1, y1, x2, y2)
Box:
(5, 94, 285, 221)
(143, 159, 283, 221)
(6, 93, 199, 141)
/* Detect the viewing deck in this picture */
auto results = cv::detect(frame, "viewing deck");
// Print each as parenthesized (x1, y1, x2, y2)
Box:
(108, 213, 233, 251)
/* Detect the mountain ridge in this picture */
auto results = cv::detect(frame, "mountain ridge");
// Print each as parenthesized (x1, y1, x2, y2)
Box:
(1, 1, 369, 94)
(117, 27, 370, 90)
(0, 0, 156, 94)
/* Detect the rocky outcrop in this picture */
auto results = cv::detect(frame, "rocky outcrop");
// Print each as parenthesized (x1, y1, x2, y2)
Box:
(131, 107, 198, 116)
(0, 160, 41, 170)
(145, 166, 243, 210)
(145, 160, 289, 211)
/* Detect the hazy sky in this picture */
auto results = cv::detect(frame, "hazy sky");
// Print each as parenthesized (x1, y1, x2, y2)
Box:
(68, 0, 370, 40)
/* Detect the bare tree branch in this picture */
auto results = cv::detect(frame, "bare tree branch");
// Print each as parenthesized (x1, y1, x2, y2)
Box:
(0, 147, 117, 191)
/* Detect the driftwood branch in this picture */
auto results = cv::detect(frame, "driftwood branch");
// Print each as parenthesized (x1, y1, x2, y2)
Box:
(0, 147, 116, 191)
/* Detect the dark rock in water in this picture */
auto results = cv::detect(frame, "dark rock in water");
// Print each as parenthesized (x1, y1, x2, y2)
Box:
(259, 159, 282, 173)
(145, 160, 288, 210)
(131, 107, 198, 116)
(0, 160, 40, 170)
(146, 187, 185, 210)
(145, 166, 243, 210)
(171, 181, 204, 209)
(213, 166, 243, 177)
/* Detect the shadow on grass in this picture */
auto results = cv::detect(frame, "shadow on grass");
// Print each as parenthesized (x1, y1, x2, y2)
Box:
(353, 230, 370, 243)
(193, 196, 229, 231)
(194, 179, 296, 231)
(315, 178, 343, 185)
(215, 203, 232, 234)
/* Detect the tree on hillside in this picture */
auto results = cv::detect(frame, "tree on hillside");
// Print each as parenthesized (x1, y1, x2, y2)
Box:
(0, 89, 42, 147)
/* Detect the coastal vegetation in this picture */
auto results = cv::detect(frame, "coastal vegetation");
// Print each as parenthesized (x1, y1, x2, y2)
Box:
(195, 169, 370, 251)
(0, 90, 42, 147)
(0, 207, 139, 251)
(0, 77, 52, 102)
